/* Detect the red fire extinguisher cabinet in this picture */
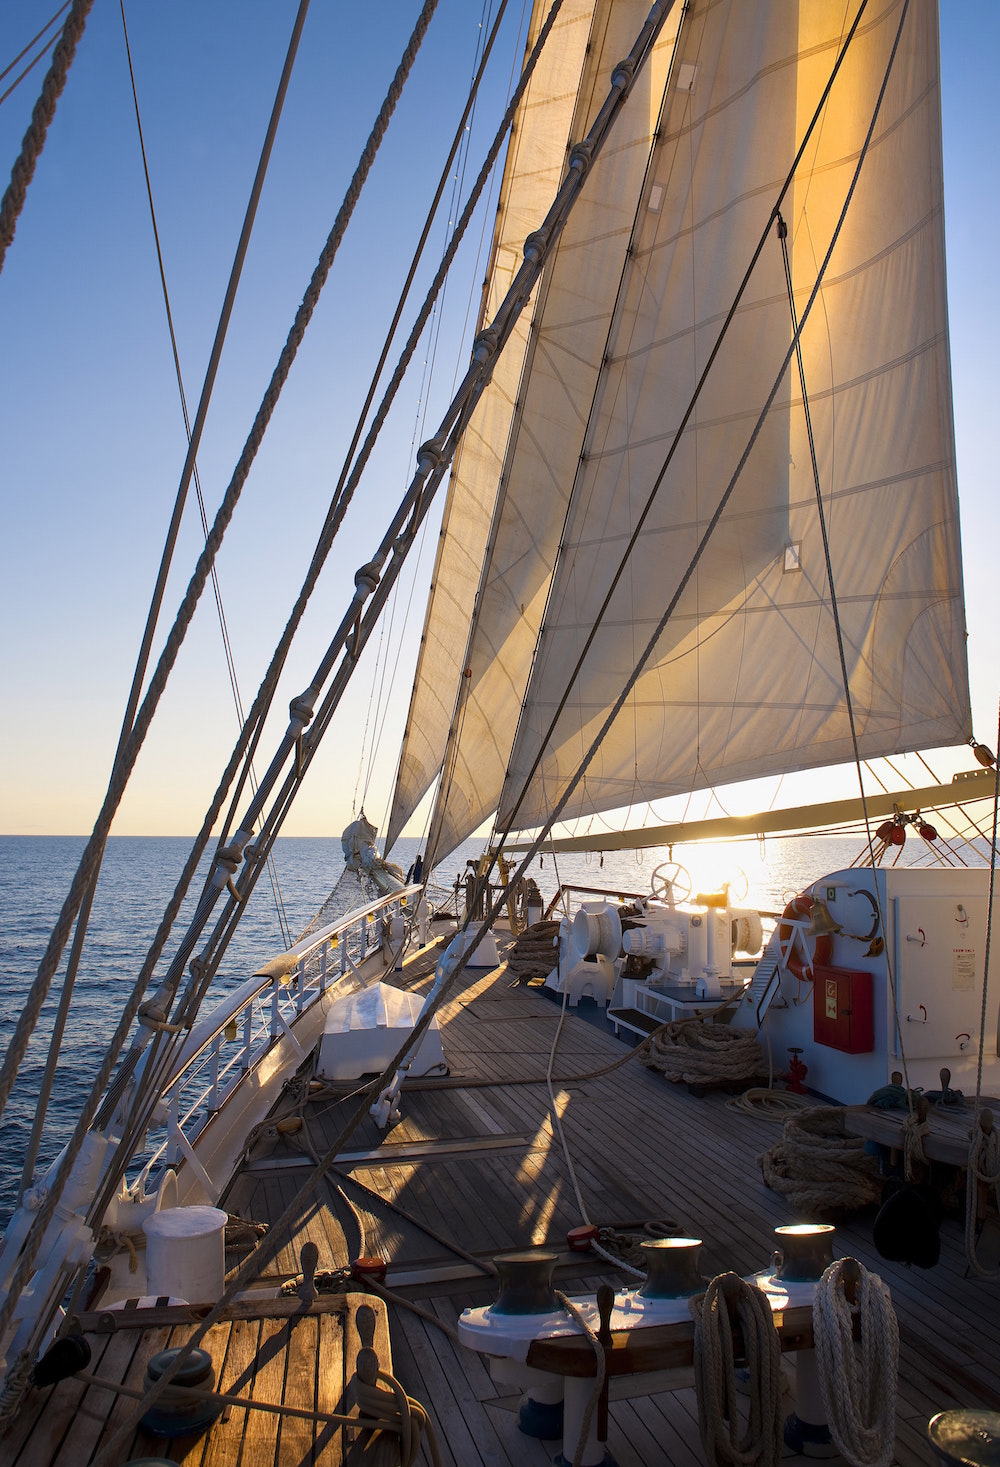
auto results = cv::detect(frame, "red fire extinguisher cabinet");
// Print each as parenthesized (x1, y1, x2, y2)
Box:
(812, 964, 874, 1054)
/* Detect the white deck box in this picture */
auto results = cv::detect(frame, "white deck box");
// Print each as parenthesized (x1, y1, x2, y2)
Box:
(317, 981, 446, 1081)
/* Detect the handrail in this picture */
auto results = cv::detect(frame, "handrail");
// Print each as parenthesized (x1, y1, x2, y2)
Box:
(133, 885, 419, 1186)
(163, 885, 420, 1087)
(542, 882, 651, 920)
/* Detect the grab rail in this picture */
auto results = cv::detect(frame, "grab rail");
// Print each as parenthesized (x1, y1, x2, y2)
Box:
(135, 885, 419, 1184)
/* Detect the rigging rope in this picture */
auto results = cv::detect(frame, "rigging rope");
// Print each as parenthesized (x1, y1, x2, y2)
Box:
(0, 0, 441, 1376)
(119, 0, 292, 949)
(776, 196, 915, 1111)
(963, 694, 1000, 1277)
(692, 1275, 782, 1467)
(0, 0, 93, 273)
(152, 0, 564, 1003)
(10, 0, 314, 1203)
(813, 1259, 897, 1467)
(21, 0, 317, 1198)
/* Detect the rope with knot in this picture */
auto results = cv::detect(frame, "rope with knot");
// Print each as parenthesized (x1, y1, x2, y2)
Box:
(643, 1021, 766, 1087)
(901, 1111, 929, 1181)
(0, 0, 95, 274)
(691, 1274, 782, 1467)
(965, 1120, 1000, 1278)
(353, 1307, 443, 1467)
(589, 1220, 679, 1277)
(813, 1258, 897, 1467)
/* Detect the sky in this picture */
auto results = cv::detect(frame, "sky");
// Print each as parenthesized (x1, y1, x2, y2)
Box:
(0, 1, 997, 843)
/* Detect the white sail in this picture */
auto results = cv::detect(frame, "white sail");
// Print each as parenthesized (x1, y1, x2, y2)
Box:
(383, 0, 605, 852)
(387, 0, 681, 857)
(394, 0, 969, 860)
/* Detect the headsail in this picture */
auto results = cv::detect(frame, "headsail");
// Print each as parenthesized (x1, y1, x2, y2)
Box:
(391, 0, 969, 862)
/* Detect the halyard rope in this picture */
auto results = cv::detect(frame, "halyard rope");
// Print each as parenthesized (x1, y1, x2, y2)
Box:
(965, 1121, 1000, 1279)
(692, 1275, 782, 1467)
(813, 1259, 897, 1467)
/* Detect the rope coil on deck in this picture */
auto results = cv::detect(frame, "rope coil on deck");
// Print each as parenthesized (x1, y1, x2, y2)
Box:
(505, 920, 561, 981)
(813, 1259, 897, 1467)
(691, 1274, 782, 1467)
(642, 1021, 766, 1087)
(758, 1107, 881, 1217)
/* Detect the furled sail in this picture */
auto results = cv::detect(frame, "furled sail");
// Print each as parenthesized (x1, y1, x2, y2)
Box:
(393, 0, 970, 862)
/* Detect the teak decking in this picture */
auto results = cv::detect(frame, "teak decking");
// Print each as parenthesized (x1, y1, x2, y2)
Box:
(9, 940, 1000, 1464)
(227, 948, 1000, 1467)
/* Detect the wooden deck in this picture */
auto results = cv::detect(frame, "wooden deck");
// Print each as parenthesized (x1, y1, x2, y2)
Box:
(5, 1292, 393, 1466)
(9, 940, 1000, 1465)
(222, 950, 1000, 1467)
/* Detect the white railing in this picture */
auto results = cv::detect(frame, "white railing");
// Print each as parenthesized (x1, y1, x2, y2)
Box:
(133, 886, 420, 1190)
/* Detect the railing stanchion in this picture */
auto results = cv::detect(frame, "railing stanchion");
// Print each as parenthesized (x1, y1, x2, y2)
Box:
(209, 1035, 221, 1110)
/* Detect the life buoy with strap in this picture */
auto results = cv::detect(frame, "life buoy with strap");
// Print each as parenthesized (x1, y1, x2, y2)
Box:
(777, 895, 832, 981)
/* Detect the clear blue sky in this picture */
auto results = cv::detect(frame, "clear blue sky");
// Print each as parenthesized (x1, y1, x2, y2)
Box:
(0, 2, 997, 839)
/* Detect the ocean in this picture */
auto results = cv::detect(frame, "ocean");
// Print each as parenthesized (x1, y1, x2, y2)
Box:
(0, 829, 981, 1228)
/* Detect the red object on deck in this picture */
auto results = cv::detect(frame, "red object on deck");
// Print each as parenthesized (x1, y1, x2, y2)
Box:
(567, 1225, 599, 1252)
(351, 1256, 388, 1282)
(812, 964, 874, 1053)
(785, 1048, 809, 1093)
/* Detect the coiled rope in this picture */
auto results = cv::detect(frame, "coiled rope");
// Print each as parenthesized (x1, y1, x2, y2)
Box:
(965, 1119, 1000, 1279)
(643, 1022, 766, 1087)
(691, 1274, 782, 1467)
(354, 1303, 443, 1467)
(0, 0, 95, 274)
(354, 1371, 442, 1467)
(813, 1259, 897, 1467)
(758, 1107, 881, 1217)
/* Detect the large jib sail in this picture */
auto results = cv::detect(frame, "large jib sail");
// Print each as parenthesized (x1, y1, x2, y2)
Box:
(388, 0, 969, 864)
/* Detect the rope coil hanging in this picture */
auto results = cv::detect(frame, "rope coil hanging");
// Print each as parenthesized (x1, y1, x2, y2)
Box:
(965, 1116, 1000, 1279)
(813, 1258, 897, 1467)
(691, 1274, 782, 1467)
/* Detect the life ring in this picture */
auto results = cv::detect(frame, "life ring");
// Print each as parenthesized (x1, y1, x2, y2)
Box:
(777, 895, 832, 981)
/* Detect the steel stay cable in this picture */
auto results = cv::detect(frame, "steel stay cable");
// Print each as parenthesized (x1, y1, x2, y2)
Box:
(0, 4, 69, 88)
(323, 0, 511, 535)
(0, 0, 93, 272)
(31, 0, 554, 1271)
(466, 0, 874, 929)
(108, 0, 671, 1057)
(964, 693, 1000, 1278)
(120, 0, 292, 947)
(0, 0, 441, 1373)
(13, 0, 310, 1202)
(189, 0, 558, 909)
(0, 0, 434, 1134)
(773, 84, 918, 1108)
(0, 26, 62, 110)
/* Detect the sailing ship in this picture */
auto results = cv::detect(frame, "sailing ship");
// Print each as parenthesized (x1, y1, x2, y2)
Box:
(1, 0, 998, 1463)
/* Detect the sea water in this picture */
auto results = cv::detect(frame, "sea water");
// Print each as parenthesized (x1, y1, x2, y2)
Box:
(0, 829, 977, 1227)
